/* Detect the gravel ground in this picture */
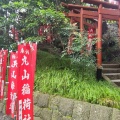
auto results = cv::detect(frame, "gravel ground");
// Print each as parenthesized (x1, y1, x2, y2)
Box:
(0, 113, 14, 120)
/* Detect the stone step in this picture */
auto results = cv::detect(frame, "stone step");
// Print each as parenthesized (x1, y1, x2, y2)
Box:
(104, 73, 120, 80)
(111, 79, 120, 86)
(102, 68, 120, 73)
(104, 73, 120, 75)
(115, 82, 120, 86)
(102, 64, 120, 68)
(111, 79, 120, 82)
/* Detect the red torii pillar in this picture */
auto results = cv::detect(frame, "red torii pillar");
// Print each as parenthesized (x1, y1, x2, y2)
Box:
(97, 4, 102, 68)
(80, 8, 84, 32)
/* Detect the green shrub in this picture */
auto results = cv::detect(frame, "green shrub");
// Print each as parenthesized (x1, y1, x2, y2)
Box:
(35, 50, 120, 109)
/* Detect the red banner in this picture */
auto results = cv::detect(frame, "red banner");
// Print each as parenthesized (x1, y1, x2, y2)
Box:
(0, 51, 3, 99)
(30, 43, 37, 81)
(0, 50, 8, 99)
(17, 43, 36, 120)
(6, 52, 18, 118)
(87, 27, 94, 53)
(11, 27, 19, 41)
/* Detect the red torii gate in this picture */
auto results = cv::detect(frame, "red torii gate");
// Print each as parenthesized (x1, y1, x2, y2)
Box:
(62, 0, 120, 68)
(82, 0, 120, 67)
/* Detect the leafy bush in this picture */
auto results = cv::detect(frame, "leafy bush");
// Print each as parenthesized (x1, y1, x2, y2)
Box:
(0, 0, 70, 49)
(62, 30, 97, 70)
(102, 23, 119, 62)
(35, 50, 120, 109)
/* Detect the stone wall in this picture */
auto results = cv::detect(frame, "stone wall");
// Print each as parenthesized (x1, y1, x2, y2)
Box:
(0, 92, 120, 120)
(33, 92, 120, 120)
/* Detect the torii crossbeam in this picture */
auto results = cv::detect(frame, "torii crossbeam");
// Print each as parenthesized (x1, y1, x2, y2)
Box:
(62, 0, 120, 68)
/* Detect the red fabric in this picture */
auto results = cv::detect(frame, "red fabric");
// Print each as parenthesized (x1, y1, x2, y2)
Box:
(87, 27, 95, 52)
(0, 51, 3, 100)
(38, 26, 44, 36)
(11, 28, 19, 41)
(0, 50, 8, 99)
(6, 52, 18, 118)
(46, 35, 52, 43)
(30, 43, 37, 81)
(17, 43, 36, 120)
(38, 25, 52, 43)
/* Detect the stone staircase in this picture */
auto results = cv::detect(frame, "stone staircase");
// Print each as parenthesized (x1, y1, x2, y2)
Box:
(102, 64, 120, 87)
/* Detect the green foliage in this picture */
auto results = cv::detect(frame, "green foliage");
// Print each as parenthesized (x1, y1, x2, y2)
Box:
(35, 50, 120, 109)
(62, 30, 97, 68)
(102, 23, 119, 62)
(0, 0, 70, 49)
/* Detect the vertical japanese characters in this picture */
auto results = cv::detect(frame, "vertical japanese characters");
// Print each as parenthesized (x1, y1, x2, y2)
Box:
(5, 43, 37, 120)
(6, 52, 18, 118)
(17, 43, 37, 120)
